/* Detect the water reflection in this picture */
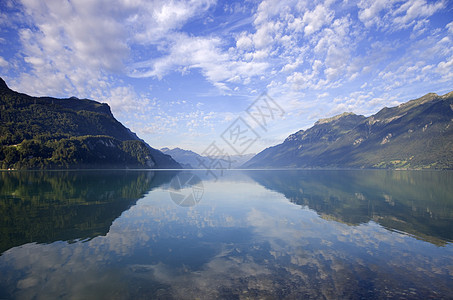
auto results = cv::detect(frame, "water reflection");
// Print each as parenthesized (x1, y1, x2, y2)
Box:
(0, 170, 452, 299)
(169, 172, 204, 207)
(246, 170, 453, 245)
(0, 170, 177, 253)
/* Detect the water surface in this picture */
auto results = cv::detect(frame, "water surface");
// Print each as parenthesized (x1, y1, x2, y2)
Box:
(0, 170, 452, 299)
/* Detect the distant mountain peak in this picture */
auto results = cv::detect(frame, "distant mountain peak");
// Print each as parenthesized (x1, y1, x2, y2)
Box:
(397, 92, 442, 111)
(315, 112, 359, 125)
(162, 147, 198, 154)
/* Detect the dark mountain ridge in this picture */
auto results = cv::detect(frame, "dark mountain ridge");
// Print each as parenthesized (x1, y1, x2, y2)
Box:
(243, 91, 453, 169)
(0, 77, 181, 169)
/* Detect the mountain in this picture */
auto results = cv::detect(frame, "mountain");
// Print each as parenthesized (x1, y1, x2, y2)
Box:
(0, 77, 181, 169)
(161, 147, 255, 169)
(243, 91, 453, 169)
(161, 147, 205, 169)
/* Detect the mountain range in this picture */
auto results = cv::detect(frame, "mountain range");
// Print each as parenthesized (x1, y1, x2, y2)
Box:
(0, 77, 180, 169)
(242, 91, 453, 169)
(1, 76, 452, 170)
(161, 147, 255, 169)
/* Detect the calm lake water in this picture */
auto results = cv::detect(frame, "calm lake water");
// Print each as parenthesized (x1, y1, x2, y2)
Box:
(0, 170, 452, 299)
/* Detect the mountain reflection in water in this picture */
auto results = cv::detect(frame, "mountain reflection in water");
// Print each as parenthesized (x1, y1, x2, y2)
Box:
(246, 169, 453, 245)
(0, 170, 178, 253)
(0, 170, 452, 299)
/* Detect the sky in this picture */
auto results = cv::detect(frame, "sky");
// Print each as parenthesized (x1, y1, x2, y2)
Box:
(0, 0, 452, 155)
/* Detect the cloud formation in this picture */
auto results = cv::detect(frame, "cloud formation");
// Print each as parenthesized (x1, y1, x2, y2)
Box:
(0, 0, 451, 152)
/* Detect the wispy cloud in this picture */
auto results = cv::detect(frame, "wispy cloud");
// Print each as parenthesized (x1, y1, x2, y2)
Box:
(0, 0, 451, 153)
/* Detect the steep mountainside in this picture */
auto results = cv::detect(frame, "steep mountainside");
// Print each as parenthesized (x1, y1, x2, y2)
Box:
(243, 91, 453, 169)
(0, 77, 181, 169)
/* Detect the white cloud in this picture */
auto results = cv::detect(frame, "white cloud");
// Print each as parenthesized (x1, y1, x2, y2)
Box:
(446, 21, 453, 34)
(10, 0, 215, 91)
(392, 0, 445, 28)
(280, 59, 303, 73)
(129, 33, 269, 91)
(372, 30, 453, 92)
(357, 0, 445, 30)
(0, 56, 8, 67)
(286, 60, 325, 90)
(317, 92, 329, 98)
(11, 0, 127, 98)
(330, 90, 405, 117)
(321, 17, 353, 80)
(253, 0, 300, 26)
(131, 0, 215, 44)
(252, 20, 279, 49)
(105, 85, 145, 114)
(410, 19, 429, 38)
(11, 0, 447, 104)
(436, 56, 453, 80)
(20, 0, 129, 71)
(284, 14, 355, 91)
(357, 0, 394, 28)
(236, 32, 254, 51)
(302, 4, 334, 36)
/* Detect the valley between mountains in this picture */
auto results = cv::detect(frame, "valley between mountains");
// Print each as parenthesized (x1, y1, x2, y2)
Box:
(1, 77, 452, 170)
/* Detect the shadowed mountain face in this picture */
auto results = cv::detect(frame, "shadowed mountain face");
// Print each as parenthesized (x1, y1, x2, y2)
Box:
(243, 92, 453, 169)
(0, 78, 181, 169)
(246, 170, 453, 245)
(0, 170, 178, 253)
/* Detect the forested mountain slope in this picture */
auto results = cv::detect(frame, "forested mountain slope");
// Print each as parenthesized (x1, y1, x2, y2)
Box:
(0, 77, 180, 169)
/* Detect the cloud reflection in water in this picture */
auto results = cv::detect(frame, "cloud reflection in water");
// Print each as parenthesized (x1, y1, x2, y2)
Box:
(0, 170, 452, 299)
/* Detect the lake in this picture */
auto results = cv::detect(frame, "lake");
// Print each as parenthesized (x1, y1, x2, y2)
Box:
(0, 170, 452, 299)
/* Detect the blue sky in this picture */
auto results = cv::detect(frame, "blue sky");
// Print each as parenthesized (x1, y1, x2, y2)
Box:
(0, 0, 452, 154)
